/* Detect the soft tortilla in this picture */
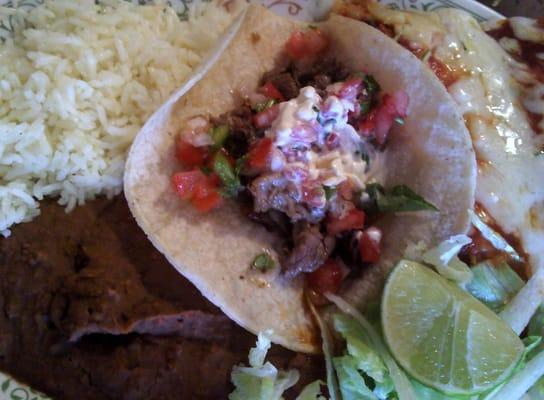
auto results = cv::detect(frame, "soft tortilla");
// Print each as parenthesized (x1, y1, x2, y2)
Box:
(124, 5, 476, 353)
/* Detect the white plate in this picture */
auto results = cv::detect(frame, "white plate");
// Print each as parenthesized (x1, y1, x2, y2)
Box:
(0, 0, 502, 399)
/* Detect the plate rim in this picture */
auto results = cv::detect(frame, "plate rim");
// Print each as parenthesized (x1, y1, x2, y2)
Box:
(0, 0, 506, 398)
(436, 0, 504, 19)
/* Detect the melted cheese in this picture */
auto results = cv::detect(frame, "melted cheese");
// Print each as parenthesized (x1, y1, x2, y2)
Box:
(368, 4, 544, 272)
(509, 17, 544, 43)
(439, 10, 544, 272)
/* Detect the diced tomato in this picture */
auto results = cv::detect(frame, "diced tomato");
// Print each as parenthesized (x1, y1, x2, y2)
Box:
(327, 208, 366, 236)
(285, 29, 329, 60)
(428, 56, 458, 87)
(306, 259, 344, 294)
(337, 180, 354, 201)
(339, 78, 362, 100)
(172, 169, 222, 212)
(253, 104, 280, 129)
(373, 91, 409, 145)
(247, 138, 273, 169)
(172, 170, 203, 200)
(358, 109, 376, 138)
(193, 174, 215, 199)
(175, 136, 209, 167)
(259, 82, 284, 102)
(359, 227, 382, 264)
(374, 108, 395, 146)
(192, 190, 222, 212)
(383, 91, 409, 117)
(191, 173, 222, 212)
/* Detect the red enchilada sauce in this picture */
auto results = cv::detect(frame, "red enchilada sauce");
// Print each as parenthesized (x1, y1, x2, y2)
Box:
(459, 203, 530, 280)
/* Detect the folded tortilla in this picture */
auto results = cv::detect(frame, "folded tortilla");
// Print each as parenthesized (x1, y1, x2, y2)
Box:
(124, 5, 476, 353)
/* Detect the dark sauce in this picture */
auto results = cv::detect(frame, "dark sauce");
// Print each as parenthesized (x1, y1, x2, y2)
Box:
(459, 202, 531, 280)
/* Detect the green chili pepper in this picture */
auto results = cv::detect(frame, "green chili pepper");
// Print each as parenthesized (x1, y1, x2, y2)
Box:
(211, 125, 230, 148)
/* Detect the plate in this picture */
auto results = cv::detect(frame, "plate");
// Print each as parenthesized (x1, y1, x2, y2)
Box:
(0, 0, 502, 399)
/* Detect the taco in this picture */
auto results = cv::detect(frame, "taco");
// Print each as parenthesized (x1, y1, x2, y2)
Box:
(124, 4, 476, 353)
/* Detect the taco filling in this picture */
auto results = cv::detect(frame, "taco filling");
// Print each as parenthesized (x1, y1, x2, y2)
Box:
(170, 28, 436, 295)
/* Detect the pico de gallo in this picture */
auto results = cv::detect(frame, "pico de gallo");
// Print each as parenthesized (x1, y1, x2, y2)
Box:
(171, 27, 436, 298)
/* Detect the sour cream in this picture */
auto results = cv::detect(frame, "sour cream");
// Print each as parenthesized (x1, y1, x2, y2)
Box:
(265, 85, 371, 191)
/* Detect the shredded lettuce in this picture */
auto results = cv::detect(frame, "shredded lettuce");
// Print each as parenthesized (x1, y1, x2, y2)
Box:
(331, 314, 394, 400)
(465, 262, 524, 313)
(295, 380, 327, 400)
(421, 235, 473, 284)
(527, 307, 544, 397)
(333, 314, 388, 383)
(229, 330, 300, 400)
(325, 293, 416, 400)
(500, 269, 544, 335)
(333, 355, 378, 400)
(308, 299, 340, 400)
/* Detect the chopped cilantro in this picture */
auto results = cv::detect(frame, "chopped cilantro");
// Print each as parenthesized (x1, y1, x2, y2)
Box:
(349, 71, 366, 80)
(323, 185, 336, 201)
(253, 99, 276, 113)
(359, 100, 372, 116)
(364, 183, 438, 213)
(251, 251, 275, 272)
(363, 75, 381, 95)
(235, 155, 247, 175)
(210, 125, 229, 148)
(360, 149, 370, 165)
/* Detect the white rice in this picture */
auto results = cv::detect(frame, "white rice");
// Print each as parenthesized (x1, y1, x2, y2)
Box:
(0, 0, 238, 236)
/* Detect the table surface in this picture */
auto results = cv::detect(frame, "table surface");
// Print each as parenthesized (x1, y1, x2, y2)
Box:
(478, 0, 543, 17)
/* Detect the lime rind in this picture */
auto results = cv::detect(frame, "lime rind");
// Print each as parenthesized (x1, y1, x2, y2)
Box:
(382, 260, 524, 396)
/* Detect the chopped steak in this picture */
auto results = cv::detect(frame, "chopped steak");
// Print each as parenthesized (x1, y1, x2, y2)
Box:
(0, 196, 323, 400)
(250, 173, 322, 223)
(216, 105, 259, 158)
(268, 72, 300, 99)
(247, 209, 293, 238)
(293, 57, 351, 90)
(284, 223, 335, 278)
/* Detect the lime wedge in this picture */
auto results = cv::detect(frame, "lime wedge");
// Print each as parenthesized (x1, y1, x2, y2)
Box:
(382, 260, 524, 395)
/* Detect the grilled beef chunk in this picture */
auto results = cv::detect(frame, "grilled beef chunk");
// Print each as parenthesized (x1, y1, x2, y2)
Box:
(250, 173, 323, 223)
(284, 223, 335, 278)
(248, 209, 293, 238)
(292, 57, 351, 92)
(267, 72, 300, 99)
(215, 105, 259, 159)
